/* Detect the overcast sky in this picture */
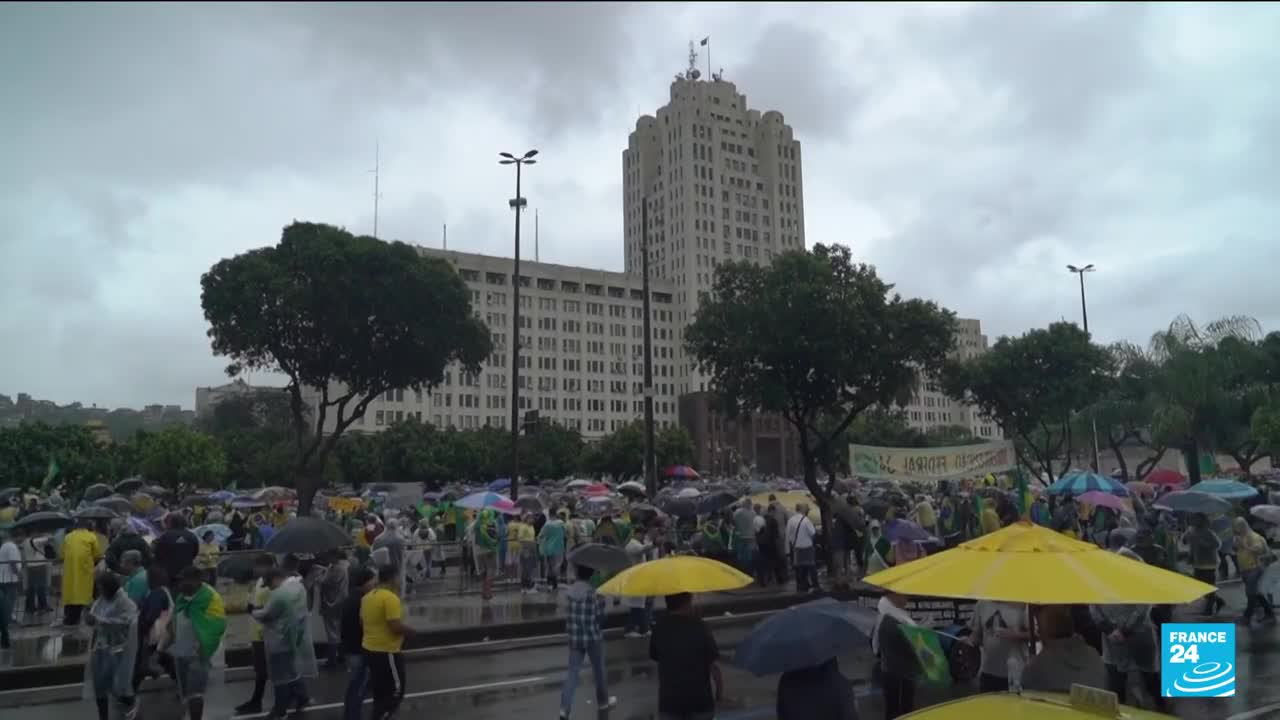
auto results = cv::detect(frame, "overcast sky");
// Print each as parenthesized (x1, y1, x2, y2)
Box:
(3, 2, 1278, 409)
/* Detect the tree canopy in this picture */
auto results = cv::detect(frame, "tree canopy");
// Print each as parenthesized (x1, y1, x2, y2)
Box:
(139, 425, 228, 490)
(686, 244, 956, 503)
(942, 322, 1112, 483)
(200, 221, 492, 512)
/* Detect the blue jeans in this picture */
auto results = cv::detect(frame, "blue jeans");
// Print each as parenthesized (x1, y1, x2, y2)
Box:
(735, 540, 755, 571)
(560, 640, 608, 715)
(343, 653, 369, 720)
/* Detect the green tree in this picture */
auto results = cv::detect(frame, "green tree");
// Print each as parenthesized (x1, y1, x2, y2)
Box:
(942, 322, 1112, 483)
(525, 420, 584, 483)
(655, 425, 695, 470)
(1147, 315, 1262, 484)
(199, 391, 297, 489)
(1081, 342, 1166, 482)
(686, 244, 956, 514)
(200, 221, 492, 513)
(140, 425, 227, 490)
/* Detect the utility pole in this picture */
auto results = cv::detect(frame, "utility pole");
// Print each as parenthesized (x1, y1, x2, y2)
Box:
(500, 150, 538, 500)
(1067, 263, 1101, 473)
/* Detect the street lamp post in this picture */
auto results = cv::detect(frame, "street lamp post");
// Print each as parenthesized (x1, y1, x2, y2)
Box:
(501, 149, 538, 500)
(1066, 263, 1101, 473)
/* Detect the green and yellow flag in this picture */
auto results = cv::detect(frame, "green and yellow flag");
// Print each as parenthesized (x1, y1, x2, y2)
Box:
(39, 458, 60, 493)
(898, 624, 951, 686)
(1015, 467, 1031, 520)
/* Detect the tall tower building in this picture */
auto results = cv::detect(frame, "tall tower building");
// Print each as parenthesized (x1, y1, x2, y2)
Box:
(623, 51, 805, 395)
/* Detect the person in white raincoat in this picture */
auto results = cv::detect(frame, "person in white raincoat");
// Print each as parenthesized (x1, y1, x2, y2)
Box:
(83, 572, 139, 720)
(254, 562, 318, 719)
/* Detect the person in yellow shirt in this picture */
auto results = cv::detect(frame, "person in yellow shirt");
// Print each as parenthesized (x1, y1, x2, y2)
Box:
(362, 565, 412, 719)
(1233, 517, 1276, 624)
(234, 555, 276, 715)
(59, 519, 103, 627)
(514, 513, 538, 592)
(913, 495, 937, 537)
(979, 502, 1002, 536)
(195, 531, 221, 586)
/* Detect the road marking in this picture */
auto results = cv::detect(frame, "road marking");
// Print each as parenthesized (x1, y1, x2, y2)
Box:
(1226, 701, 1280, 720)
(238, 675, 548, 718)
(0, 608, 779, 698)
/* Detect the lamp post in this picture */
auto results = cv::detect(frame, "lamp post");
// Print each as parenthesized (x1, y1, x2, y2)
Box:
(1066, 263, 1101, 473)
(501, 149, 538, 500)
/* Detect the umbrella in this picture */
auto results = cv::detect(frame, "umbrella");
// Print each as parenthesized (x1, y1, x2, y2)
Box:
(456, 491, 519, 514)
(1075, 490, 1128, 512)
(1045, 471, 1129, 497)
(580, 496, 619, 517)
(697, 490, 740, 516)
(0, 487, 21, 503)
(1125, 481, 1155, 498)
(1251, 505, 1280, 524)
(82, 483, 113, 501)
(126, 516, 159, 538)
(231, 497, 266, 510)
(264, 516, 351, 554)
(566, 479, 592, 490)
(13, 511, 72, 534)
(73, 506, 118, 520)
(663, 465, 701, 480)
(182, 494, 218, 507)
(141, 485, 171, 497)
(568, 543, 632, 574)
(94, 496, 135, 515)
(194, 523, 232, 543)
(617, 481, 647, 498)
(582, 483, 611, 496)
(113, 477, 144, 495)
(597, 556, 752, 597)
(253, 486, 293, 501)
(627, 503, 664, 525)
(733, 599, 877, 676)
(209, 490, 236, 503)
(1153, 490, 1233, 515)
(657, 496, 698, 519)
(514, 496, 544, 512)
(675, 487, 701, 499)
(863, 521, 1216, 604)
(488, 478, 511, 492)
(896, 692, 1174, 720)
(1145, 469, 1187, 486)
(130, 492, 156, 513)
(1192, 478, 1259, 501)
(883, 519, 931, 543)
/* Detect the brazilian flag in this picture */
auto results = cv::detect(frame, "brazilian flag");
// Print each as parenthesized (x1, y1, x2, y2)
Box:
(1015, 467, 1031, 520)
(898, 624, 951, 686)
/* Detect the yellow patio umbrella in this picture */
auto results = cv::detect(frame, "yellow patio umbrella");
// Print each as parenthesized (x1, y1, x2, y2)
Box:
(863, 521, 1215, 604)
(597, 556, 752, 597)
(899, 691, 1174, 719)
(748, 491, 818, 520)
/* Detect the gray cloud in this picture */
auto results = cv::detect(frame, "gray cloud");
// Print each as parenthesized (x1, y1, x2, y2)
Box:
(2, 2, 1278, 408)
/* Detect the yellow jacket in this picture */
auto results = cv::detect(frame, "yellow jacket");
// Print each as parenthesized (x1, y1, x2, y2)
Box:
(61, 528, 103, 605)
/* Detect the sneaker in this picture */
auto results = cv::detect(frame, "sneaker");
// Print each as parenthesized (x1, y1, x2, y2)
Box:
(600, 696, 618, 711)
(235, 701, 262, 715)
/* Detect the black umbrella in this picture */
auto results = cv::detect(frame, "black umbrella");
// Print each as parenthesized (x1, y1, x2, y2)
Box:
(74, 506, 118, 520)
(617, 482, 647, 499)
(0, 487, 22, 503)
(182, 494, 218, 507)
(142, 485, 171, 497)
(114, 477, 144, 495)
(627, 503, 664, 525)
(13, 510, 73, 534)
(82, 483, 113, 502)
(658, 496, 699, 519)
(697, 490, 740, 516)
(515, 496, 544, 512)
(264, 516, 352, 554)
(94, 496, 134, 515)
(567, 543, 632, 574)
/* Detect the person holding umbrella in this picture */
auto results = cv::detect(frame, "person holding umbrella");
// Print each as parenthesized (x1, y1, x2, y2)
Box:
(1233, 516, 1276, 624)
(649, 592, 721, 720)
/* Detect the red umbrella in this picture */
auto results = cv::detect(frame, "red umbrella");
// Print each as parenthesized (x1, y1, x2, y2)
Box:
(1145, 469, 1187, 486)
(663, 465, 701, 480)
(583, 483, 611, 496)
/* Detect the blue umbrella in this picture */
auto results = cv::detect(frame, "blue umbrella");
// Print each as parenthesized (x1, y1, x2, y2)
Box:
(209, 490, 236, 503)
(488, 478, 512, 492)
(1153, 490, 1232, 515)
(194, 523, 232, 544)
(884, 519, 931, 543)
(1193, 479, 1259, 501)
(1046, 471, 1129, 497)
(734, 599, 877, 676)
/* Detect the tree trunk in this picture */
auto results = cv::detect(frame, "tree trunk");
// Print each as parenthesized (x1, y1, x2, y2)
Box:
(1183, 441, 1202, 486)
(1109, 437, 1129, 482)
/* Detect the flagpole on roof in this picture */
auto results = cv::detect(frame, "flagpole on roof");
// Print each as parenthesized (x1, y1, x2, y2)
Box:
(702, 36, 711, 81)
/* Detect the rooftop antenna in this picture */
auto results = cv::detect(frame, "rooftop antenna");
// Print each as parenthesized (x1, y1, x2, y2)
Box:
(685, 41, 701, 81)
(369, 142, 382, 238)
(442, 223, 447, 250)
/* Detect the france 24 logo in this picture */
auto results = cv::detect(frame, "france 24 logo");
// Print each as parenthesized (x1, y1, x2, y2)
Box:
(1162, 623, 1235, 698)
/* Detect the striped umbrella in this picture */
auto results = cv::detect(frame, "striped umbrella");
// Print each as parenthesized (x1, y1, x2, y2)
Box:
(456, 491, 519, 515)
(663, 465, 701, 480)
(1046, 471, 1129, 497)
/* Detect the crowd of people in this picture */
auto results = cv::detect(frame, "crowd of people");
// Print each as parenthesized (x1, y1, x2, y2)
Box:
(0, 470, 1275, 719)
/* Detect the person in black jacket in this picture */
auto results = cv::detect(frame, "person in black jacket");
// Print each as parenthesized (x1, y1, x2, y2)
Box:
(777, 658, 858, 720)
(153, 513, 199, 587)
(105, 525, 152, 574)
(341, 567, 377, 720)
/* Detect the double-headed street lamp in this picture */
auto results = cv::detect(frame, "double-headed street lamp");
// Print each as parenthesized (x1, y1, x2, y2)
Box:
(501, 149, 537, 500)
(1066, 263, 1101, 472)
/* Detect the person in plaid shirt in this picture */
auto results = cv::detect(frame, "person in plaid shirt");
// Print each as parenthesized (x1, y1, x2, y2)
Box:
(559, 564, 617, 718)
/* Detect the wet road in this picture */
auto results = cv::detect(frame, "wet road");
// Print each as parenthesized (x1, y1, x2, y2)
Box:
(5, 605, 1280, 720)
